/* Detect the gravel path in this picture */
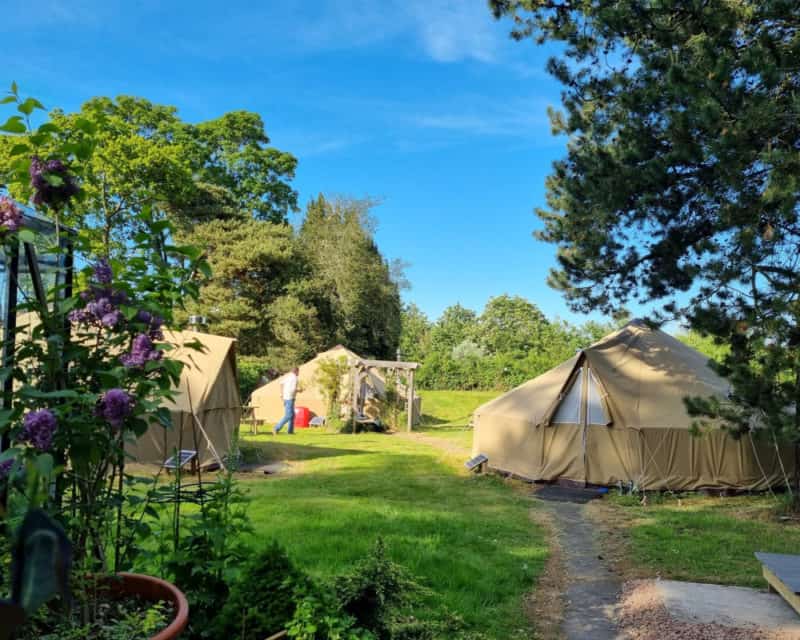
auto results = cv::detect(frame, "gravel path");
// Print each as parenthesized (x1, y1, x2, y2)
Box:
(544, 500, 622, 639)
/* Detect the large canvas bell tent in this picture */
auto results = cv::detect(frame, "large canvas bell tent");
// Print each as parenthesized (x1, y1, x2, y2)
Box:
(250, 345, 420, 425)
(127, 330, 241, 468)
(472, 320, 793, 491)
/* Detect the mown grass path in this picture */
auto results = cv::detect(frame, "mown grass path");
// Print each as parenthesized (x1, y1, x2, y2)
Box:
(239, 430, 546, 639)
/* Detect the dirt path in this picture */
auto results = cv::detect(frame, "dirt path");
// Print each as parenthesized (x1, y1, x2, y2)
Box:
(544, 500, 622, 639)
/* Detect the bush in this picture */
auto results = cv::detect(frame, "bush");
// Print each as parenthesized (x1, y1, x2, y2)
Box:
(334, 539, 423, 640)
(238, 355, 275, 401)
(212, 541, 312, 640)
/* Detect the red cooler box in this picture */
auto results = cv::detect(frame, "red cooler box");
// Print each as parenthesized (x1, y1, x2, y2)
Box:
(294, 406, 311, 428)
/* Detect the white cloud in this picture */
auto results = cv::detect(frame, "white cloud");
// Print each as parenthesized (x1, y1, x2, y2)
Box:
(408, 97, 553, 136)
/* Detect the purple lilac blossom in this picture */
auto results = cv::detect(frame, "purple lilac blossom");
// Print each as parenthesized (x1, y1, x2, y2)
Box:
(136, 310, 165, 340)
(98, 389, 132, 428)
(120, 333, 162, 368)
(93, 258, 113, 285)
(0, 197, 23, 232)
(21, 409, 57, 452)
(0, 457, 14, 479)
(29, 156, 79, 209)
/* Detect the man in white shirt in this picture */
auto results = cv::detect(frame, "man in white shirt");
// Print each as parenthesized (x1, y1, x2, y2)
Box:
(273, 367, 299, 435)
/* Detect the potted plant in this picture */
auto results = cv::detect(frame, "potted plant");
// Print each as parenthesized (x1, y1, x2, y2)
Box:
(0, 84, 205, 638)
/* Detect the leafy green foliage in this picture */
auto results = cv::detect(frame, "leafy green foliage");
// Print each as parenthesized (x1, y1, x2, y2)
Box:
(334, 539, 423, 640)
(299, 196, 402, 360)
(212, 541, 312, 640)
(238, 355, 274, 401)
(143, 470, 252, 640)
(410, 295, 619, 390)
(315, 357, 351, 421)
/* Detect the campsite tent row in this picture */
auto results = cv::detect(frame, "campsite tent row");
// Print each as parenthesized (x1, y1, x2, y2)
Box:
(472, 320, 794, 491)
(250, 345, 421, 425)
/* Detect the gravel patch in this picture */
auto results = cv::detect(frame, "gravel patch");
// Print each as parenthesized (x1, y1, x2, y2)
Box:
(619, 580, 797, 640)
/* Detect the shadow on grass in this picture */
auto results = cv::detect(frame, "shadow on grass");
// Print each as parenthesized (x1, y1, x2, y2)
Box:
(242, 440, 368, 464)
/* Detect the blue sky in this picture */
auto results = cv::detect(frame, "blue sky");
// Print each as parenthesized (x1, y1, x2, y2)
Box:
(4, 0, 626, 325)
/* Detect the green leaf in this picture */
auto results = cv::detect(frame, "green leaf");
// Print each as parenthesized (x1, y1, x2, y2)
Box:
(0, 95, 16, 105)
(9, 143, 29, 157)
(36, 123, 59, 135)
(20, 388, 80, 400)
(17, 98, 45, 116)
(0, 116, 26, 134)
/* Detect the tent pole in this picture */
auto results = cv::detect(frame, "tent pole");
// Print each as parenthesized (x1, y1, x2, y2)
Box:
(407, 369, 415, 432)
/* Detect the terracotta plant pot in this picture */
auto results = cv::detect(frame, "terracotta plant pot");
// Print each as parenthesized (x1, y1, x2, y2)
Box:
(105, 572, 189, 640)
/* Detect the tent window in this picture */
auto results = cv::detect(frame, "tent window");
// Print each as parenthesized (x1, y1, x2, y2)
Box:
(587, 368, 610, 425)
(552, 369, 583, 424)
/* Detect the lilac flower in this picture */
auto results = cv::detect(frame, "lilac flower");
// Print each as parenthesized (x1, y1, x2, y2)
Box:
(97, 388, 132, 428)
(0, 196, 23, 233)
(0, 457, 14, 479)
(93, 258, 113, 285)
(101, 310, 123, 328)
(29, 156, 79, 209)
(21, 409, 57, 452)
(120, 333, 162, 368)
(136, 310, 164, 340)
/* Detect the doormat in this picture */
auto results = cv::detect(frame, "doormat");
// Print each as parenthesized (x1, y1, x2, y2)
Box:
(534, 485, 607, 503)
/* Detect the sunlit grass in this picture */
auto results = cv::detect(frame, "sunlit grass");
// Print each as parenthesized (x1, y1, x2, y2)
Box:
(238, 430, 544, 638)
(607, 492, 800, 587)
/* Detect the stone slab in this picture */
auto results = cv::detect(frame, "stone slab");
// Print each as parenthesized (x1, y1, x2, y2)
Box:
(653, 579, 800, 631)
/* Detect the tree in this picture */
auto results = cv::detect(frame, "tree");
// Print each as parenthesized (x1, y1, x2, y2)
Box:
(428, 304, 478, 354)
(0, 96, 298, 254)
(179, 218, 299, 355)
(398, 303, 431, 362)
(492, 1, 800, 491)
(299, 195, 402, 359)
(477, 295, 549, 355)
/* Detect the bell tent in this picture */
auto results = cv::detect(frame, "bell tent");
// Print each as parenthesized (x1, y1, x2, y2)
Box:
(250, 345, 420, 425)
(472, 320, 793, 491)
(127, 330, 241, 468)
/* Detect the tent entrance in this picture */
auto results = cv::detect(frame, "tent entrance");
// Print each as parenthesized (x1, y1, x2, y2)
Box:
(545, 361, 612, 484)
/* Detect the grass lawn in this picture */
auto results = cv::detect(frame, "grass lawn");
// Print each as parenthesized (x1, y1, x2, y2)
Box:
(239, 429, 544, 639)
(415, 390, 499, 450)
(594, 492, 800, 588)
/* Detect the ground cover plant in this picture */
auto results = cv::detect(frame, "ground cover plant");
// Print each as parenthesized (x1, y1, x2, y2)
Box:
(238, 429, 545, 640)
(593, 492, 800, 588)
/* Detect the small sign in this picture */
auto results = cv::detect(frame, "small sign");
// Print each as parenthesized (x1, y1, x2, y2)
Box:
(163, 449, 197, 470)
(465, 453, 488, 471)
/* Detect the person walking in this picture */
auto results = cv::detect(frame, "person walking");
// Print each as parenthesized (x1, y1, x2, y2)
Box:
(273, 366, 299, 435)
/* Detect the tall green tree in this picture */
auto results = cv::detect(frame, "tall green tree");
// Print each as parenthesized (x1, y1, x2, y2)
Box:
(477, 295, 549, 355)
(0, 96, 298, 253)
(399, 303, 431, 362)
(492, 1, 800, 482)
(179, 218, 300, 355)
(299, 195, 402, 358)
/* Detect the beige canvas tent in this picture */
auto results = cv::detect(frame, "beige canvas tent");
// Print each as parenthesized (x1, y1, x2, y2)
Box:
(127, 330, 241, 468)
(250, 345, 421, 425)
(472, 320, 793, 491)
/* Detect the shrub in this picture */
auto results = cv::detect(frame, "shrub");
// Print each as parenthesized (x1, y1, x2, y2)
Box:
(315, 357, 350, 421)
(238, 355, 275, 401)
(334, 539, 423, 640)
(212, 541, 312, 640)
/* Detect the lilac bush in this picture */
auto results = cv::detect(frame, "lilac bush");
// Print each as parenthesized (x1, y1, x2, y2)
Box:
(0, 85, 209, 575)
